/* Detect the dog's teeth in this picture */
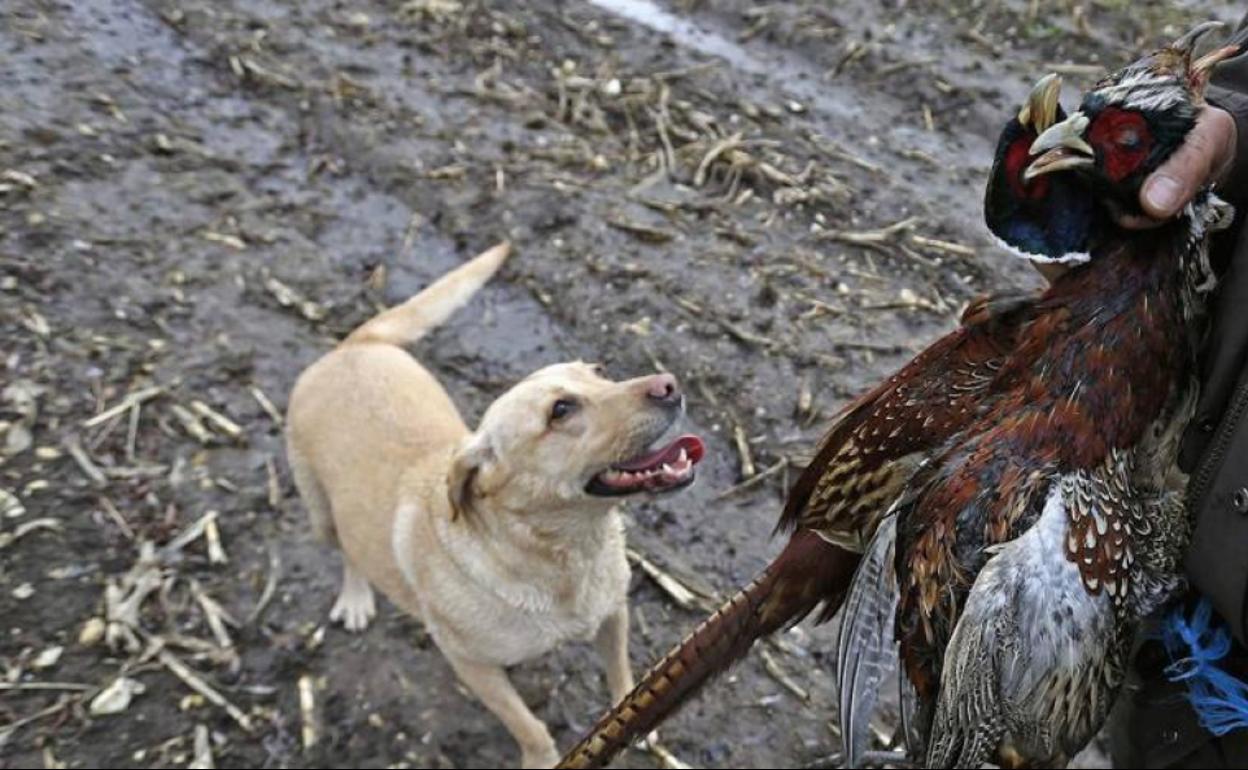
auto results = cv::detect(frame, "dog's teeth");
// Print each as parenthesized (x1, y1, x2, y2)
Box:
(678, 448, 687, 462)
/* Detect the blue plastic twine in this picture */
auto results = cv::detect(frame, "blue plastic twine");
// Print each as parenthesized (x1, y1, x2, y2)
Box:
(1163, 598, 1248, 735)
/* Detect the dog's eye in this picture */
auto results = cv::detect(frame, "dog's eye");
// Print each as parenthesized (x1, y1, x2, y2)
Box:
(550, 398, 578, 422)
(592, 364, 606, 377)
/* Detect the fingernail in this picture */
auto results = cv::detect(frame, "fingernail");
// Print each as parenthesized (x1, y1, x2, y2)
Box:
(1145, 175, 1182, 214)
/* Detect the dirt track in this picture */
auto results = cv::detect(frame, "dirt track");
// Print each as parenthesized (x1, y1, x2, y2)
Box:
(1, 1, 1239, 768)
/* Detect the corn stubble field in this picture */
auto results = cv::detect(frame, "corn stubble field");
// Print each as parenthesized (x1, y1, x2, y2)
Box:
(1, 1, 1239, 768)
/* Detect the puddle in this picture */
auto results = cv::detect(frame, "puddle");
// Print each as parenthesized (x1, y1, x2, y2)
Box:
(587, 0, 765, 75)
(589, 0, 868, 127)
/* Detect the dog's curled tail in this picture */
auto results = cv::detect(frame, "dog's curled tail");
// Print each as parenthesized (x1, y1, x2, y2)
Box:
(346, 241, 511, 346)
(556, 530, 858, 769)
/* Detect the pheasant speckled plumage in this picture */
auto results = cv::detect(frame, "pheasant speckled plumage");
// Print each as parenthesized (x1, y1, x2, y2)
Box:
(912, 25, 1240, 767)
(556, 24, 1241, 770)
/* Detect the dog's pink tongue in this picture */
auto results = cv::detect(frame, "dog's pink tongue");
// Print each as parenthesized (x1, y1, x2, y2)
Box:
(616, 434, 705, 471)
(678, 435, 706, 464)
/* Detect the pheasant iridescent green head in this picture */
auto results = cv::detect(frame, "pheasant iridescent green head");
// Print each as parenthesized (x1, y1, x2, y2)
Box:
(1025, 22, 1242, 220)
(985, 73, 1097, 264)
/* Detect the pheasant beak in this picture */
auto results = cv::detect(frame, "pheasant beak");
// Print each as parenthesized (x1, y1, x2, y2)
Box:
(1018, 73, 1062, 131)
(1024, 111, 1094, 182)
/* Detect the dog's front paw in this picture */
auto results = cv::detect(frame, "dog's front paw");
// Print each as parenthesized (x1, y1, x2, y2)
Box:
(329, 583, 376, 632)
(520, 743, 559, 769)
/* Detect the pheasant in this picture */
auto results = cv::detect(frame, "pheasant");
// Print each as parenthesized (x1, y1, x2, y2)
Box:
(557, 24, 1240, 770)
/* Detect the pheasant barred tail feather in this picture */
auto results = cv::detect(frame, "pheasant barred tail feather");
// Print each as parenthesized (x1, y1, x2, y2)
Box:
(555, 531, 858, 770)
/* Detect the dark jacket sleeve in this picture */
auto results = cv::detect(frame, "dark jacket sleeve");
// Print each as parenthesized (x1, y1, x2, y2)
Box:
(1181, 47, 1248, 644)
(1210, 67, 1248, 215)
(1207, 10, 1248, 215)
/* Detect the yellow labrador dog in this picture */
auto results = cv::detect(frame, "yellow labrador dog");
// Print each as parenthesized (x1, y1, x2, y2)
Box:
(286, 243, 704, 767)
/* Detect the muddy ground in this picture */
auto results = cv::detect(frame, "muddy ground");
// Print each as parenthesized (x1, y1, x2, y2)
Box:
(1, 1, 1241, 768)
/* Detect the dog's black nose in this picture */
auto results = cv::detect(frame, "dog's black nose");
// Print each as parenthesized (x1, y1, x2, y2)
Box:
(645, 373, 681, 405)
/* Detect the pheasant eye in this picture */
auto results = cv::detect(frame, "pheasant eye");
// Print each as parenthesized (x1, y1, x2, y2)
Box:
(550, 398, 578, 422)
(1088, 108, 1151, 181)
(1116, 128, 1140, 148)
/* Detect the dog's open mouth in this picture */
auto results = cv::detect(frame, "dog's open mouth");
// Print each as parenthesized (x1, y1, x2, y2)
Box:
(586, 434, 706, 497)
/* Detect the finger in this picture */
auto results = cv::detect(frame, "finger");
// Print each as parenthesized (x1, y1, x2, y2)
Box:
(1139, 108, 1235, 219)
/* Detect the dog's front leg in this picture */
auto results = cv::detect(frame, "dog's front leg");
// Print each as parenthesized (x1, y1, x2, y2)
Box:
(594, 606, 634, 705)
(595, 607, 661, 749)
(446, 654, 558, 768)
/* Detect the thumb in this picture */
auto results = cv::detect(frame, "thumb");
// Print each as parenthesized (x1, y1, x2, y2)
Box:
(1139, 108, 1233, 219)
(1141, 173, 1190, 219)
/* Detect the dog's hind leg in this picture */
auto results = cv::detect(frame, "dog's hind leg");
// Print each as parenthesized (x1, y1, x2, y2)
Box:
(288, 441, 376, 631)
(287, 440, 336, 545)
(329, 558, 376, 632)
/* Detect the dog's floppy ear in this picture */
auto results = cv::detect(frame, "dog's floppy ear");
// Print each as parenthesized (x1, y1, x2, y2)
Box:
(448, 433, 494, 522)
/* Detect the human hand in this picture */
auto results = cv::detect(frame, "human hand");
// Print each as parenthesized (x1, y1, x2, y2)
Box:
(1120, 105, 1237, 228)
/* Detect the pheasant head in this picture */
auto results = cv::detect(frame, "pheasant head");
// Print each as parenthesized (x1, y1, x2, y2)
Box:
(1026, 22, 1242, 221)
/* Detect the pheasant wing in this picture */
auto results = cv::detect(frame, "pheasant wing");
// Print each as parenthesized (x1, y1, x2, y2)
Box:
(781, 291, 1037, 546)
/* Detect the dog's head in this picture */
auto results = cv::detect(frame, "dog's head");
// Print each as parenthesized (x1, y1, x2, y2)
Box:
(448, 362, 705, 520)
